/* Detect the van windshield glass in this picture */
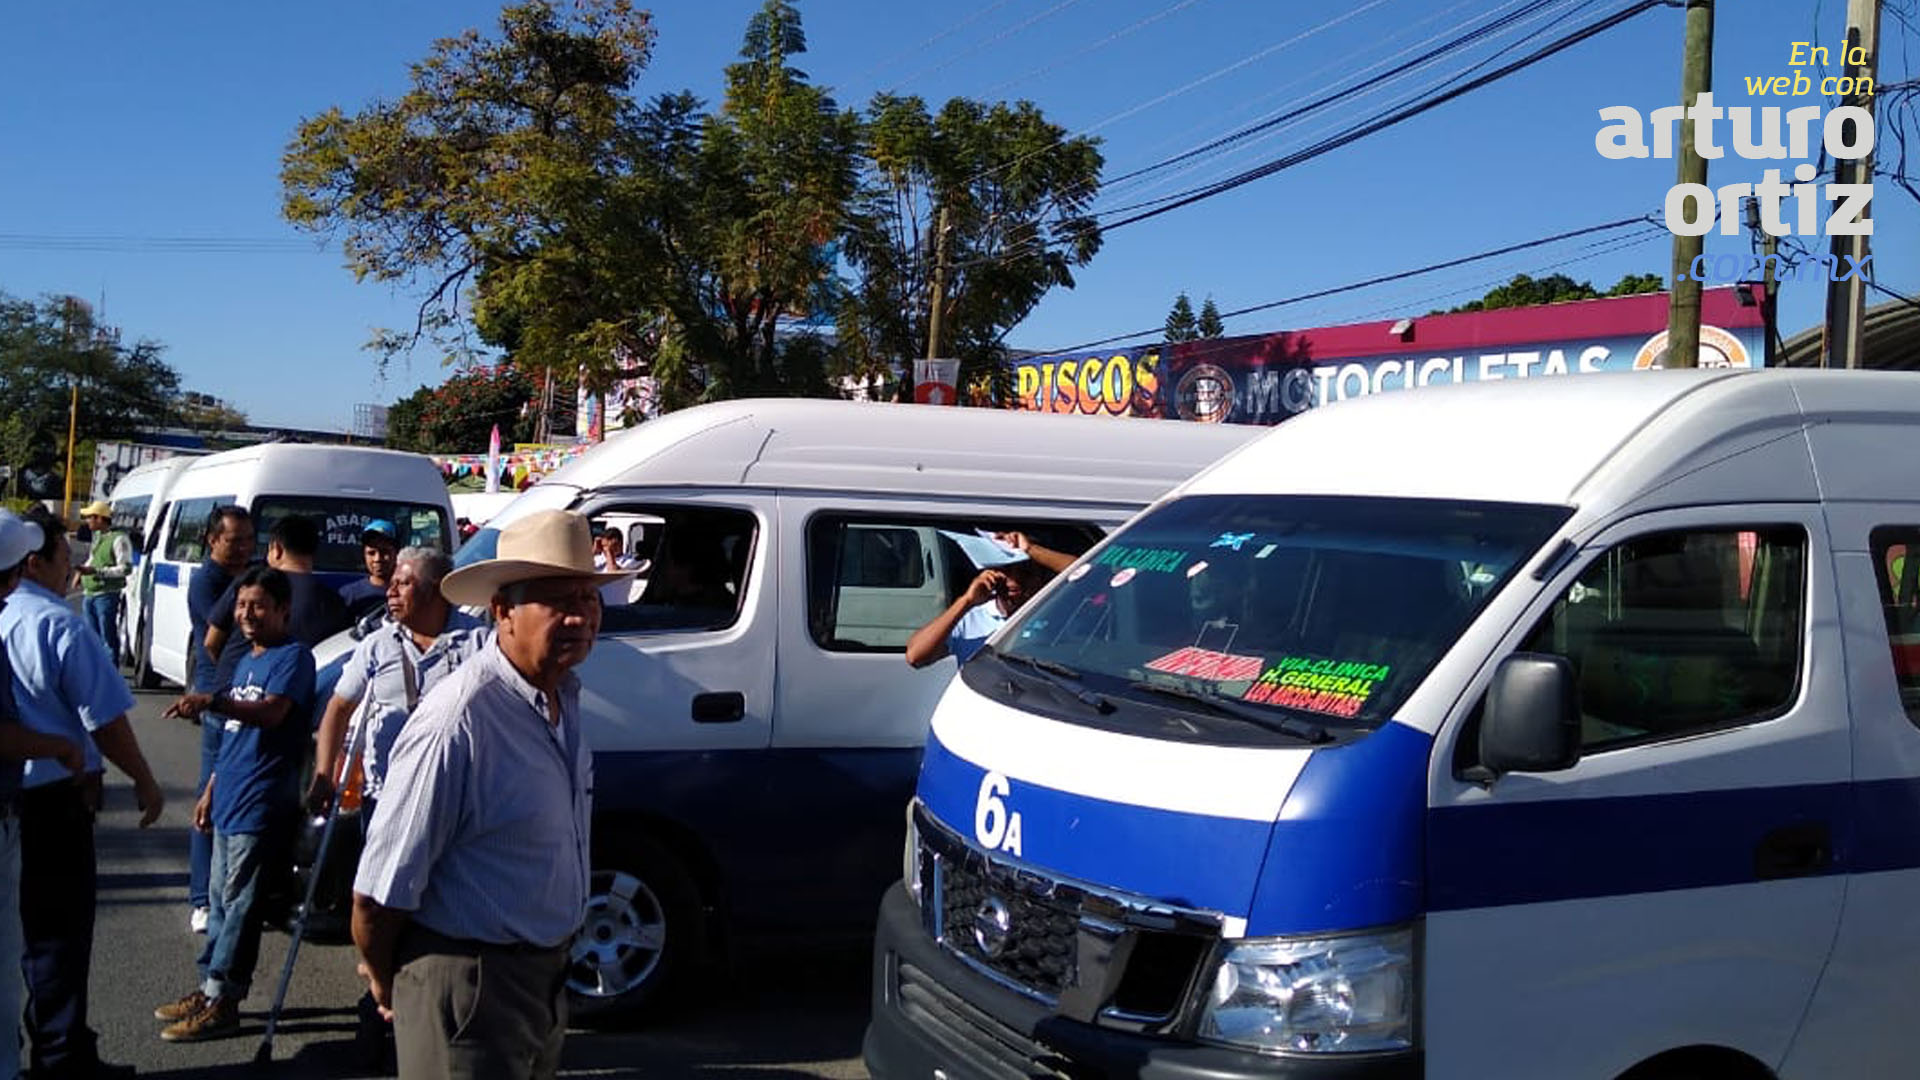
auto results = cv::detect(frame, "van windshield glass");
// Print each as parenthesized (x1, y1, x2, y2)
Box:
(254, 497, 451, 573)
(980, 495, 1568, 742)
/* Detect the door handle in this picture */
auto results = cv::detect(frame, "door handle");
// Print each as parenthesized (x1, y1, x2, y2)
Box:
(691, 691, 746, 724)
(1754, 822, 1832, 880)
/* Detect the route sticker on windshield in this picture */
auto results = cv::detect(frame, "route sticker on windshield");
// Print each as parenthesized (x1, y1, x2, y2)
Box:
(1110, 567, 1138, 588)
(1093, 545, 1187, 574)
(1186, 560, 1208, 578)
(1241, 655, 1393, 719)
(1066, 563, 1091, 582)
(1146, 647, 1264, 683)
(1210, 532, 1256, 552)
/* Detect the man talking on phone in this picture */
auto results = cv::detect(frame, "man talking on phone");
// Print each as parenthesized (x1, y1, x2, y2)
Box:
(905, 532, 1072, 668)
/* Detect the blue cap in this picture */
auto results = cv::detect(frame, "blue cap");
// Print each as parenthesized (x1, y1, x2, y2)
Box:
(361, 519, 397, 543)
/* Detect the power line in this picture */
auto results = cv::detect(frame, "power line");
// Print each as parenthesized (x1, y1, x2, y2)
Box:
(882, 0, 1090, 94)
(1099, 0, 1671, 232)
(980, 0, 1213, 99)
(1039, 215, 1661, 353)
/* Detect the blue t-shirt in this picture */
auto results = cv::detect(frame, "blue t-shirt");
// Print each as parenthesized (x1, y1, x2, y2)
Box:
(187, 561, 235, 694)
(948, 603, 1007, 664)
(210, 571, 350, 702)
(212, 640, 316, 835)
(337, 578, 389, 622)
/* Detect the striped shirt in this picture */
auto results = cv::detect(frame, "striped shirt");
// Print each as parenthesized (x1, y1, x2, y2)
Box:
(333, 610, 489, 799)
(354, 640, 592, 948)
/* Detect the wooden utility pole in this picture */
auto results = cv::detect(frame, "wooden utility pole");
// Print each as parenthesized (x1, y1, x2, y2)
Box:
(925, 205, 952, 362)
(1824, 0, 1880, 369)
(1665, 0, 1714, 368)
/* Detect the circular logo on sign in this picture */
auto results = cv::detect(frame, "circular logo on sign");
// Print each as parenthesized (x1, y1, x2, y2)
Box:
(1175, 364, 1236, 423)
(1633, 325, 1753, 370)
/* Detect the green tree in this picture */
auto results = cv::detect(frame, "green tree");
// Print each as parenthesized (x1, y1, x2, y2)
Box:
(838, 92, 1102, 402)
(0, 293, 181, 495)
(281, 0, 659, 389)
(1445, 272, 1664, 314)
(1605, 272, 1667, 297)
(1164, 293, 1197, 342)
(1197, 296, 1225, 339)
(384, 364, 536, 453)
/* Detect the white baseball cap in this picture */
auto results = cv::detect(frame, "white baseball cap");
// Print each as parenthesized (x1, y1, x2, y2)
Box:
(0, 510, 43, 573)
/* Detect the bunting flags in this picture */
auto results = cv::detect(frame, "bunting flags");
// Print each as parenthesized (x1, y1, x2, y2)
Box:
(431, 441, 589, 492)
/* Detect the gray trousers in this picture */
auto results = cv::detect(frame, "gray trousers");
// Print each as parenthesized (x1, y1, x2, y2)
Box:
(392, 925, 569, 1080)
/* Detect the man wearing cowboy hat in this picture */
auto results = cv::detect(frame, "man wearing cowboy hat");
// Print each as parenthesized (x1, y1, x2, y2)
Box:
(351, 510, 632, 1079)
(74, 502, 132, 656)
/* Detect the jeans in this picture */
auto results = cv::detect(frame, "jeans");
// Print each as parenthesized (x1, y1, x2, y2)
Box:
(198, 829, 278, 1001)
(19, 782, 99, 1075)
(79, 594, 120, 658)
(0, 816, 23, 1080)
(188, 716, 222, 910)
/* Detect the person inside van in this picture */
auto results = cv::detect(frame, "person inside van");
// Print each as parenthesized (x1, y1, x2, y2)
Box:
(338, 521, 400, 623)
(905, 532, 1072, 668)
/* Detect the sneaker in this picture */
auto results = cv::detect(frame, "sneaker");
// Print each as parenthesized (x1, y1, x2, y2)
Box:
(154, 988, 210, 1022)
(189, 906, 209, 934)
(160, 996, 239, 1042)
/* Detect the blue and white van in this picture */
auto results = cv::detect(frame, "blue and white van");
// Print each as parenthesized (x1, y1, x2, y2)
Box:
(104, 454, 196, 679)
(139, 444, 455, 688)
(450, 399, 1261, 1019)
(867, 369, 1920, 1080)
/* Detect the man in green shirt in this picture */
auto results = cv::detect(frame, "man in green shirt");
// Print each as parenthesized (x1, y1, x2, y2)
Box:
(77, 501, 133, 659)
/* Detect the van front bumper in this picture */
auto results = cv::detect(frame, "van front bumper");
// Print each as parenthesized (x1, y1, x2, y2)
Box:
(864, 882, 1420, 1080)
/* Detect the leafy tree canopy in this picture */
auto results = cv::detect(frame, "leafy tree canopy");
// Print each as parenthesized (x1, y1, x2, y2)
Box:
(384, 364, 537, 453)
(1196, 296, 1224, 339)
(1164, 293, 1197, 343)
(1443, 272, 1665, 314)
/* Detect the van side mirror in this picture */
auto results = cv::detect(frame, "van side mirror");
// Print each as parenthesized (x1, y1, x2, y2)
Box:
(1464, 653, 1581, 784)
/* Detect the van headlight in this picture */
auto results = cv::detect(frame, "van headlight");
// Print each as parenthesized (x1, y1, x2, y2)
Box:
(903, 804, 923, 908)
(1196, 926, 1414, 1055)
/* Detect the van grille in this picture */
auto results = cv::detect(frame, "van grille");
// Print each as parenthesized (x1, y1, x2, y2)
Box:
(916, 806, 1220, 1030)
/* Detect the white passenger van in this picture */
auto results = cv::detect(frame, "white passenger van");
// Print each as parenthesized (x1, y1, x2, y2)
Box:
(103, 455, 196, 677)
(451, 399, 1260, 1018)
(140, 444, 455, 688)
(869, 369, 1920, 1080)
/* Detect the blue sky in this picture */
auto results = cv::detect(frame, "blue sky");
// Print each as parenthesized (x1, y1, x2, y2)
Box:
(2, 0, 1913, 432)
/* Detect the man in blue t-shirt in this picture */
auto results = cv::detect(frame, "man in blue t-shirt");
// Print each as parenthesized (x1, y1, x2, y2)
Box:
(185, 506, 255, 933)
(336, 519, 399, 622)
(158, 567, 316, 1043)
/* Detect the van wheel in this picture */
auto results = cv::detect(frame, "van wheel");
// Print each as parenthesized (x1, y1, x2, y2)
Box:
(134, 622, 161, 690)
(566, 836, 703, 1024)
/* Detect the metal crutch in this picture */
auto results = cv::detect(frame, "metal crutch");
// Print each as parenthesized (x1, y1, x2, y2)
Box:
(255, 694, 372, 1065)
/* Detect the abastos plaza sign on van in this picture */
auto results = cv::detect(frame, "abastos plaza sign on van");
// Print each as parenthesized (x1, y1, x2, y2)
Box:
(1013, 287, 1766, 424)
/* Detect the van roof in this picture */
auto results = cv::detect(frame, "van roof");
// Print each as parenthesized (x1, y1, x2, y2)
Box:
(108, 455, 195, 498)
(543, 399, 1264, 507)
(170, 442, 447, 498)
(1188, 368, 1920, 514)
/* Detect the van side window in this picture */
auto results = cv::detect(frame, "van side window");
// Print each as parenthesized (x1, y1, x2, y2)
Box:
(805, 515, 1101, 652)
(595, 505, 758, 634)
(1518, 526, 1805, 753)
(1867, 527, 1920, 721)
(110, 496, 151, 552)
(164, 496, 235, 563)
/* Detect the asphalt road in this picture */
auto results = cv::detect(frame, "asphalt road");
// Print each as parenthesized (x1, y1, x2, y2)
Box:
(80, 688, 873, 1079)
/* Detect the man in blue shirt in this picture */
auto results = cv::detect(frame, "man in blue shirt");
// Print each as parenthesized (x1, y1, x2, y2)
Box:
(0, 512, 88, 1080)
(185, 504, 254, 933)
(337, 519, 400, 622)
(904, 532, 1073, 667)
(3, 508, 164, 1080)
(157, 567, 316, 1043)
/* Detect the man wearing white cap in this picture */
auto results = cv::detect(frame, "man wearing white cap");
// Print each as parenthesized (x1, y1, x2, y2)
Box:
(351, 510, 632, 1079)
(0, 513, 87, 1080)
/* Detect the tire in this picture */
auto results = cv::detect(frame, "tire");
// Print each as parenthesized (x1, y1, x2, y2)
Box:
(566, 835, 704, 1024)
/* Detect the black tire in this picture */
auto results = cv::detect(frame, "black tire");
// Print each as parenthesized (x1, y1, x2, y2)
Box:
(566, 835, 704, 1025)
(134, 619, 161, 690)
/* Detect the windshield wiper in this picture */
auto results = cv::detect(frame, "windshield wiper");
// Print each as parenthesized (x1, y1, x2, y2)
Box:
(1126, 680, 1333, 744)
(988, 650, 1115, 714)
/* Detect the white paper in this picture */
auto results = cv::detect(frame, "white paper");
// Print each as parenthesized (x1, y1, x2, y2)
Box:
(938, 529, 1026, 569)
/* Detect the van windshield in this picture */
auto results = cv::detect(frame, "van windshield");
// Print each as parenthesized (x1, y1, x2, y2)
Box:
(973, 495, 1569, 744)
(255, 496, 451, 573)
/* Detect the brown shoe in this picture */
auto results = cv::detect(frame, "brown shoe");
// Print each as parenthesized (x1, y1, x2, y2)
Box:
(160, 996, 240, 1042)
(153, 989, 210, 1022)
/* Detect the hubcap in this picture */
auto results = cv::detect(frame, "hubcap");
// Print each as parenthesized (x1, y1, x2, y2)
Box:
(567, 869, 668, 999)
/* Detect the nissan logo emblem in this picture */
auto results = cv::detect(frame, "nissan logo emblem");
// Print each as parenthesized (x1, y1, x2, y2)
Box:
(972, 895, 1013, 958)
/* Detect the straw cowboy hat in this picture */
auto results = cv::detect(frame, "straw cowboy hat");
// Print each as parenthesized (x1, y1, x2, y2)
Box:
(78, 501, 113, 519)
(441, 509, 636, 607)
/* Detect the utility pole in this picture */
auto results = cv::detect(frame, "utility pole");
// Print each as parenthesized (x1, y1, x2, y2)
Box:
(924, 205, 952, 362)
(1824, 0, 1880, 369)
(1744, 198, 1781, 367)
(1665, 0, 1714, 368)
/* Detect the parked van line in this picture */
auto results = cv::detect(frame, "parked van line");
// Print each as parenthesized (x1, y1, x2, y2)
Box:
(104, 455, 196, 678)
(433, 398, 1263, 1020)
(867, 369, 1920, 1080)
(140, 443, 455, 689)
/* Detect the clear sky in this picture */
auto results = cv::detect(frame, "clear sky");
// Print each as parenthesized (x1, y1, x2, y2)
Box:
(2, 0, 1913, 432)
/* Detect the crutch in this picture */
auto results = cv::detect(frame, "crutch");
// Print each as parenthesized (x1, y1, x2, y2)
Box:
(255, 693, 372, 1065)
